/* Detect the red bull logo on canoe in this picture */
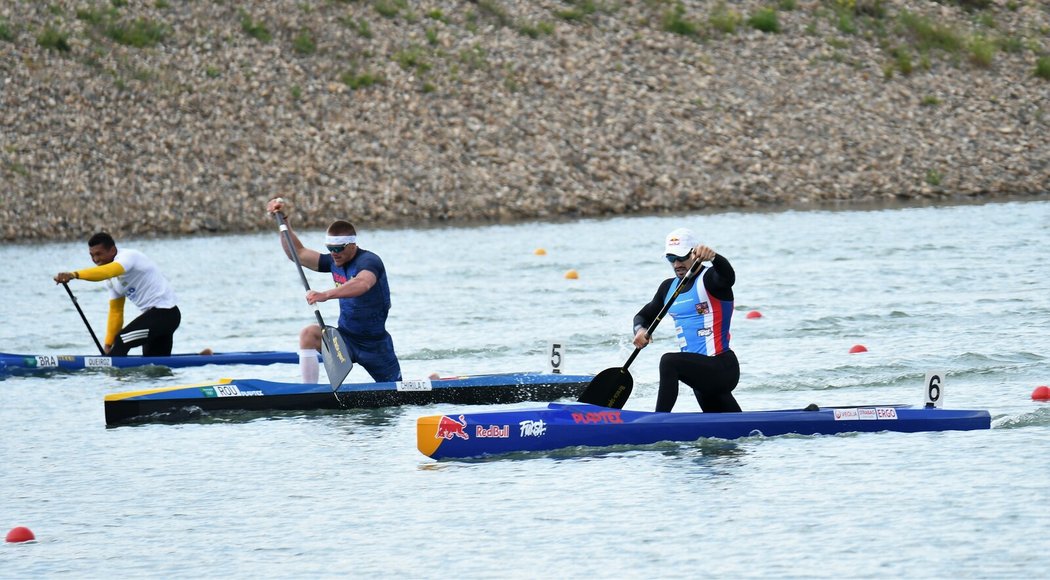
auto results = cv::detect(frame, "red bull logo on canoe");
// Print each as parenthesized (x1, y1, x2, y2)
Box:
(435, 415, 469, 440)
(476, 425, 509, 438)
(571, 410, 623, 424)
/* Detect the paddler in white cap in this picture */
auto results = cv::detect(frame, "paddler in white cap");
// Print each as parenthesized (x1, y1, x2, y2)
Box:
(631, 227, 742, 413)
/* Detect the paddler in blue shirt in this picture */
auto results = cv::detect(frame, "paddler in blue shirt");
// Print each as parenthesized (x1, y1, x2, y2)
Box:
(266, 197, 402, 383)
(632, 228, 742, 413)
(53, 232, 182, 356)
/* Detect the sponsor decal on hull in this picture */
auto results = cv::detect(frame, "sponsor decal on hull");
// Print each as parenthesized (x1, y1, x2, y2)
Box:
(834, 408, 899, 421)
(435, 415, 469, 440)
(397, 378, 433, 392)
(519, 419, 547, 437)
(201, 384, 264, 397)
(84, 356, 113, 368)
(33, 355, 58, 368)
(875, 407, 898, 420)
(571, 410, 623, 424)
(833, 408, 859, 421)
(476, 425, 510, 438)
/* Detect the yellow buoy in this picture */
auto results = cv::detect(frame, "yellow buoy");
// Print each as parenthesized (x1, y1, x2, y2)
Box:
(564, 269, 579, 279)
(534, 248, 547, 255)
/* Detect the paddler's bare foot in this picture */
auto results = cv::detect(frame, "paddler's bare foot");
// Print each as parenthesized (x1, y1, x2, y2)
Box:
(199, 348, 214, 356)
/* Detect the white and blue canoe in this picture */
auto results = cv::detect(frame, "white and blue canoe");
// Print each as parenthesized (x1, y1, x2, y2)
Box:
(418, 402, 991, 460)
(104, 372, 594, 426)
(0, 350, 303, 376)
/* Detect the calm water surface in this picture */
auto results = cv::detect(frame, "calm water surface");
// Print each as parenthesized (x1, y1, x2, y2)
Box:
(2, 200, 1048, 577)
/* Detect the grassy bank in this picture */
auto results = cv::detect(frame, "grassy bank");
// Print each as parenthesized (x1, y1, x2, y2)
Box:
(1, 0, 1048, 241)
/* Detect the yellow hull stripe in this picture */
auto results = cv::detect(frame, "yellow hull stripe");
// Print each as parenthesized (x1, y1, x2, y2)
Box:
(104, 378, 234, 401)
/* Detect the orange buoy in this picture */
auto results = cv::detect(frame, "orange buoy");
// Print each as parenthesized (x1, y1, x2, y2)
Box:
(849, 344, 868, 354)
(6, 526, 35, 543)
(564, 269, 579, 279)
(746, 310, 762, 319)
(1032, 385, 1050, 401)
(534, 248, 547, 255)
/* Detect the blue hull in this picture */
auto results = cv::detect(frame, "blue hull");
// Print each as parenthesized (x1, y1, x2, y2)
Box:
(417, 402, 992, 459)
(0, 350, 302, 376)
(104, 373, 593, 426)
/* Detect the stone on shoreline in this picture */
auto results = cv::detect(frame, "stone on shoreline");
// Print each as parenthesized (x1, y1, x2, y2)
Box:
(1, 1, 1048, 242)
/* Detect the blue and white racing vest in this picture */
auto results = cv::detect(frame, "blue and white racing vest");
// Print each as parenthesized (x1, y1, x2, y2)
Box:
(666, 273, 733, 355)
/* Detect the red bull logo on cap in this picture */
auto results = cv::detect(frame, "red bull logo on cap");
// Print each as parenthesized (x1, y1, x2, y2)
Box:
(434, 414, 469, 440)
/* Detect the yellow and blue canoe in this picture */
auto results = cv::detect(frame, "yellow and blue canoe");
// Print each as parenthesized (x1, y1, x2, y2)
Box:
(104, 372, 593, 426)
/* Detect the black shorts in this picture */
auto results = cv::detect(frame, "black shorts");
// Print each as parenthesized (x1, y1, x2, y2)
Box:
(656, 349, 741, 413)
(110, 306, 182, 356)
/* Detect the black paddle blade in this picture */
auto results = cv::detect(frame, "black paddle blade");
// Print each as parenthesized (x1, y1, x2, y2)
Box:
(320, 326, 353, 390)
(577, 367, 634, 409)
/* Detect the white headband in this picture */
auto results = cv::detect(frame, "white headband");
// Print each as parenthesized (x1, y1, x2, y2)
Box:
(325, 235, 356, 245)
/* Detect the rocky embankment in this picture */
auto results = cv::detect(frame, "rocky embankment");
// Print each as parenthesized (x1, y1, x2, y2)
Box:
(1, 0, 1048, 242)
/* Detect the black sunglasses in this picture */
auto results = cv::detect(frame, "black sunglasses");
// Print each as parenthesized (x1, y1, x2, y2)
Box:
(665, 253, 691, 264)
(326, 244, 350, 254)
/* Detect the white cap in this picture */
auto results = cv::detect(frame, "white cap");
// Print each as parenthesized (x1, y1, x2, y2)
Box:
(664, 228, 698, 257)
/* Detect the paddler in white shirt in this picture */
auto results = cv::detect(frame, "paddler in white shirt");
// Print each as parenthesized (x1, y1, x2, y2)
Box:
(54, 232, 181, 356)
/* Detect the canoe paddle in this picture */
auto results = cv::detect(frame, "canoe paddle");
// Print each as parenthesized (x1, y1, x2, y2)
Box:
(274, 212, 354, 391)
(577, 255, 707, 409)
(61, 281, 106, 355)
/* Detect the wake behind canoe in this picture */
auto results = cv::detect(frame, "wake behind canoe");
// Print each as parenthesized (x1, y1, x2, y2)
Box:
(417, 402, 992, 460)
(0, 350, 303, 376)
(104, 372, 593, 426)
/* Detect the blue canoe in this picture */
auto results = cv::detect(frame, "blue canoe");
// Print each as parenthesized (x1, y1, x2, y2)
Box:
(0, 350, 304, 376)
(104, 372, 593, 426)
(417, 402, 992, 459)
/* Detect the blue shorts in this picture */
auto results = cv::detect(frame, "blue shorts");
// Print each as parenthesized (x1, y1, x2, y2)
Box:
(338, 329, 402, 383)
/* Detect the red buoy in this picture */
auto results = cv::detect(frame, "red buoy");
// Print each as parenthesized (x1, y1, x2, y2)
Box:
(6, 526, 35, 543)
(746, 310, 762, 319)
(849, 344, 868, 354)
(1032, 385, 1050, 401)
